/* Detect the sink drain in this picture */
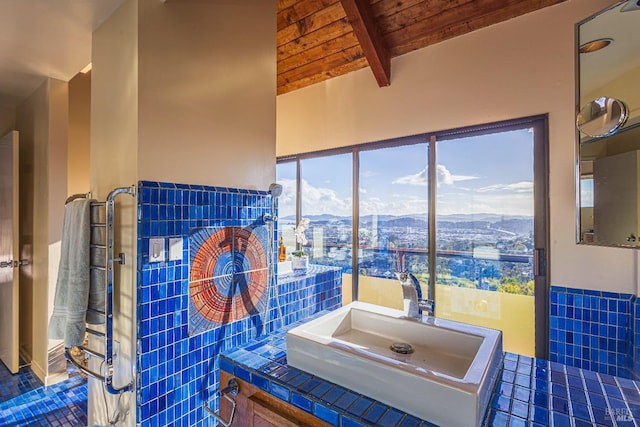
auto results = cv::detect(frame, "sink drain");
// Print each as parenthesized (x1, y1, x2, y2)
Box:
(390, 342, 414, 355)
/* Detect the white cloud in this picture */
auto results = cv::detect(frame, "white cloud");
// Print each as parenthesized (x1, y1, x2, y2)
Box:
(300, 179, 352, 216)
(279, 175, 532, 218)
(436, 164, 478, 186)
(437, 193, 533, 216)
(360, 196, 428, 216)
(277, 178, 354, 217)
(361, 170, 378, 178)
(476, 181, 533, 193)
(393, 165, 478, 187)
(393, 167, 428, 186)
(276, 178, 297, 218)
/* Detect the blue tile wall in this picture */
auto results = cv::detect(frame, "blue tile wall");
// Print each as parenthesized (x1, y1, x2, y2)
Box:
(550, 286, 637, 379)
(634, 299, 640, 379)
(136, 180, 342, 427)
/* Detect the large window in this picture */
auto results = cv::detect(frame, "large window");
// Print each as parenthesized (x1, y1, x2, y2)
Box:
(277, 116, 548, 357)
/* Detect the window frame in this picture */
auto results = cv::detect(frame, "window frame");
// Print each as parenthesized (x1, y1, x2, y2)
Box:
(277, 114, 549, 358)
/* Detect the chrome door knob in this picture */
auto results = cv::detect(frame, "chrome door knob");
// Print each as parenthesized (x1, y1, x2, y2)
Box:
(0, 260, 29, 268)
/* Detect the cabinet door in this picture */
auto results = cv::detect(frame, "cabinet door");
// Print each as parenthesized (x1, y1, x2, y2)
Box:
(220, 371, 331, 427)
(250, 395, 303, 427)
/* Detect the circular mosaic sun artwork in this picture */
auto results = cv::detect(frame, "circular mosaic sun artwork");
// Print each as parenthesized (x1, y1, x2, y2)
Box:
(189, 226, 268, 326)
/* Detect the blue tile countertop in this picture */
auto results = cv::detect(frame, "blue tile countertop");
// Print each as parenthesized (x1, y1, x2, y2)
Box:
(220, 313, 640, 427)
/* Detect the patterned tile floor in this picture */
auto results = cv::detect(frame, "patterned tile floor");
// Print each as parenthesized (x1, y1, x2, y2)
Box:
(0, 361, 87, 426)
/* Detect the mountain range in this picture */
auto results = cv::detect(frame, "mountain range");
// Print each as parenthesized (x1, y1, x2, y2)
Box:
(281, 213, 533, 235)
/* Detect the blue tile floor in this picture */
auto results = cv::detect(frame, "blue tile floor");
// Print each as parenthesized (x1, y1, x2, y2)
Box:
(0, 360, 87, 426)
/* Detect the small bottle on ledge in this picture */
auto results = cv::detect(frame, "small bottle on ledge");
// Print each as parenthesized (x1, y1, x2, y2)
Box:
(278, 235, 286, 262)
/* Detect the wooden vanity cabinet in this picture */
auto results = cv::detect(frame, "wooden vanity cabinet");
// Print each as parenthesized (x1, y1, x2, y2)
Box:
(219, 371, 332, 427)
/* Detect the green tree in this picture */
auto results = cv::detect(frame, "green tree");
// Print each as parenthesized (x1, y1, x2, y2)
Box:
(498, 275, 524, 294)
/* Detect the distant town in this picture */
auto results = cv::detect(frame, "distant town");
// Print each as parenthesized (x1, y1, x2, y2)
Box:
(280, 213, 534, 296)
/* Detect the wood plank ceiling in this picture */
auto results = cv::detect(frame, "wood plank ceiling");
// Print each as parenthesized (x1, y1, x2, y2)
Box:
(277, 0, 568, 95)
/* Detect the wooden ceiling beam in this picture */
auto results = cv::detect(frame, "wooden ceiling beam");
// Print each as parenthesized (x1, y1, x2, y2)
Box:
(339, 0, 391, 87)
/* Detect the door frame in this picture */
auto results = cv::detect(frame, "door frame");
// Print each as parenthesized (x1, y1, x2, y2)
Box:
(0, 130, 20, 373)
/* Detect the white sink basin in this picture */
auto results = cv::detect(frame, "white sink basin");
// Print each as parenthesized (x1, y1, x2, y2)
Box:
(286, 301, 503, 427)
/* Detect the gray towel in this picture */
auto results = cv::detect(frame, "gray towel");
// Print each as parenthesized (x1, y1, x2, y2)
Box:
(49, 199, 96, 347)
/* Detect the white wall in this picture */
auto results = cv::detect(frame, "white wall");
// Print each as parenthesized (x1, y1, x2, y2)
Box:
(0, 105, 16, 136)
(68, 72, 91, 196)
(91, 0, 138, 195)
(90, 1, 276, 425)
(47, 80, 68, 246)
(90, 0, 138, 424)
(137, 0, 276, 190)
(276, 0, 638, 295)
(45, 79, 68, 355)
(15, 78, 69, 382)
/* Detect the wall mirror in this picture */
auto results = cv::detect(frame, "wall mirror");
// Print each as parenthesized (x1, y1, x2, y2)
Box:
(576, 0, 640, 247)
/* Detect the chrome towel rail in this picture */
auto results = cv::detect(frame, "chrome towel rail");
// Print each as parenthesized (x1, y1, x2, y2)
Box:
(64, 185, 136, 395)
(65, 192, 92, 204)
(203, 379, 239, 427)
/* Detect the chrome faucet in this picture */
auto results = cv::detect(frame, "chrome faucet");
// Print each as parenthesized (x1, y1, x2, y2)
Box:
(394, 272, 434, 319)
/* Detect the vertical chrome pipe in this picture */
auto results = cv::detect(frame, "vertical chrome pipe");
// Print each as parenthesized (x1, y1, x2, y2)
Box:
(103, 185, 135, 395)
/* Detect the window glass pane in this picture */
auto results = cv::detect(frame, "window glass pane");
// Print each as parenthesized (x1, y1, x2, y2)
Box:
(435, 128, 535, 356)
(358, 143, 429, 310)
(276, 161, 297, 255)
(581, 177, 593, 208)
(579, 177, 594, 241)
(299, 154, 352, 272)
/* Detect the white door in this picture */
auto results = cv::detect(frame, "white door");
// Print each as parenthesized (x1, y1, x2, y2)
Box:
(0, 130, 20, 373)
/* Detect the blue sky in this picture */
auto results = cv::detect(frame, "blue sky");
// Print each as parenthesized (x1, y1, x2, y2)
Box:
(277, 128, 534, 218)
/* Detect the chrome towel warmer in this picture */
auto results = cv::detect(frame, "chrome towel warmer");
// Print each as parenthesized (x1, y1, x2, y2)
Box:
(204, 378, 240, 427)
(64, 185, 135, 395)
